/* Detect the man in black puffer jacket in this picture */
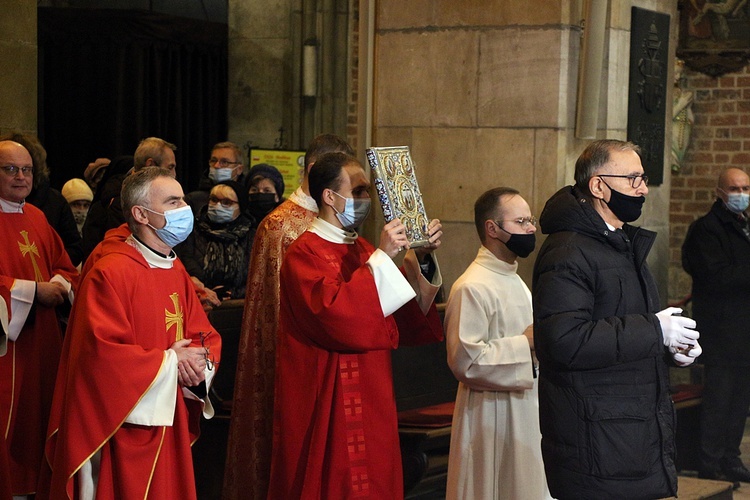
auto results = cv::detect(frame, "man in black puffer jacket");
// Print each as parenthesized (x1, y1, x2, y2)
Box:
(532, 139, 702, 499)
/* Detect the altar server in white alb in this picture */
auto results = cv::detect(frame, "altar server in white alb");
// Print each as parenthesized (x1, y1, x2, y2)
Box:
(445, 187, 551, 500)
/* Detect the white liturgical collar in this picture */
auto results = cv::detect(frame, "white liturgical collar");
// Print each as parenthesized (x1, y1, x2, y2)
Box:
(0, 197, 24, 213)
(309, 217, 358, 244)
(128, 235, 176, 269)
(289, 187, 318, 213)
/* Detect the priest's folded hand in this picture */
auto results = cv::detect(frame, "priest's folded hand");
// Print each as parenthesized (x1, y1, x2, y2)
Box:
(36, 281, 67, 307)
(170, 339, 207, 386)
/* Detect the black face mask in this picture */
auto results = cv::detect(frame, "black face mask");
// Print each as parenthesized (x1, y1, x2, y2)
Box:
(600, 179, 645, 223)
(248, 192, 279, 220)
(497, 224, 536, 258)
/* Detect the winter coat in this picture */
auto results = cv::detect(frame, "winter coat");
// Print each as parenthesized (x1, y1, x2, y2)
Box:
(175, 210, 255, 299)
(532, 186, 676, 500)
(682, 199, 750, 366)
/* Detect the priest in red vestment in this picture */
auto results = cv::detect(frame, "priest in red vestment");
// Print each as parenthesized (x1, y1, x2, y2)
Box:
(0, 140, 78, 497)
(224, 134, 354, 499)
(267, 152, 444, 499)
(42, 167, 221, 499)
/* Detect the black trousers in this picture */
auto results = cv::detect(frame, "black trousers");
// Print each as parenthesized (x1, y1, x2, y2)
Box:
(700, 363, 750, 472)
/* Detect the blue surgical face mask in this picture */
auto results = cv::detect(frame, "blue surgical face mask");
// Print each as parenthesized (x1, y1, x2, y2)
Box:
(142, 204, 194, 247)
(209, 167, 234, 183)
(332, 191, 371, 230)
(720, 189, 750, 213)
(207, 203, 238, 224)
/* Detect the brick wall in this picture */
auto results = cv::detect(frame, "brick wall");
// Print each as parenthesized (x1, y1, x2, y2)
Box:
(668, 65, 750, 304)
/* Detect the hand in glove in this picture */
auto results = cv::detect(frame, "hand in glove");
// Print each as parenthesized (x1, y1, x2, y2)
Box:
(672, 340, 703, 367)
(655, 307, 700, 354)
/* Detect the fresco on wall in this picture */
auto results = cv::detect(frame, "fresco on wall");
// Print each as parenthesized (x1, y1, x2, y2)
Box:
(678, 0, 750, 76)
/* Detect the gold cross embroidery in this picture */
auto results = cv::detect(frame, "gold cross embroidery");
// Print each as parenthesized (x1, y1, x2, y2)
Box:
(18, 231, 43, 282)
(165, 292, 184, 341)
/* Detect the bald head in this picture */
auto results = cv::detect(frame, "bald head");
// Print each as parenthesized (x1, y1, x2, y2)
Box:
(0, 140, 34, 203)
(717, 168, 750, 213)
(718, 168, 749, 190)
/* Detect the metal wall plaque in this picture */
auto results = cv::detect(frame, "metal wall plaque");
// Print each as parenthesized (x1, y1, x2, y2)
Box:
(628, 7, 670, 186)
(366, 146, 430, 248)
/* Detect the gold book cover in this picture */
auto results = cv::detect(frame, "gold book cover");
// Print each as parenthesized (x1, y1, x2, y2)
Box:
(366, 146, 430, 248)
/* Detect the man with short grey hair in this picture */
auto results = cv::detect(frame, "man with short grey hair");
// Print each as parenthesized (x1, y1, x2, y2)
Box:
(134, 136, 178, 176)
(533, 139, 700, 499)
(44, 167, 221, 499)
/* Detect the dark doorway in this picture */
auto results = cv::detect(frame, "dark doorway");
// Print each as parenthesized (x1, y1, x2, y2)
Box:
(38, 7, 228, 191)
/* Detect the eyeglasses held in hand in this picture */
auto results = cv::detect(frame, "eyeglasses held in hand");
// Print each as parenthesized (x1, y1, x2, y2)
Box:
(199, 331, 215, 371)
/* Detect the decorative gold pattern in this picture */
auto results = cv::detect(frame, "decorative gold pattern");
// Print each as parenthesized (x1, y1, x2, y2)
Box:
(165, 293, 184, 341)
(366, 146, 430, 247)
(18, 230, 43, 282)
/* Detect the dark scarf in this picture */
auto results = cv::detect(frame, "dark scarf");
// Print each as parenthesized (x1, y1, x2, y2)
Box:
(197, 213, 253, 298)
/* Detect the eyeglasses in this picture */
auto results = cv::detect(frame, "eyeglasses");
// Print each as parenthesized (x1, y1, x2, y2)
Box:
(209, 158, 241, 168)
(208, 195, 239, 208)
(598, 174, 649, 188)
(496, 216, 538, 229)
(200, 331, 215, 371)
(0, 165, 33, 177)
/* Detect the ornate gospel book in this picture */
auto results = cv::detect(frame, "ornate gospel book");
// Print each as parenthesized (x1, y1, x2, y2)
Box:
(366, 146, 430, 248)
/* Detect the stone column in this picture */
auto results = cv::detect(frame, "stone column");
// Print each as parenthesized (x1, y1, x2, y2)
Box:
(0, 0, 37, 135)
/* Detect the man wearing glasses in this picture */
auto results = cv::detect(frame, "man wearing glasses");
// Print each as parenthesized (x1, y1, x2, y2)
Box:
(186, 141, 246, 216)
(683, 167, 750, 484)
(0, 140, 78, 498)
(532, 139, 701, 499)
(444, 187, 551, 499)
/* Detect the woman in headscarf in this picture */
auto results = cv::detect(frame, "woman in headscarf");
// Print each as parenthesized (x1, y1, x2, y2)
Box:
(246, 163, 285, 223)
(176, 180, 256, 300)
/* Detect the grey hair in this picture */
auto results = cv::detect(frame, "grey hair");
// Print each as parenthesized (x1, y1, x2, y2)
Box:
(574, 140, 641, 196)
(134, 137, 177, 170)
(121, 167, 173, 231)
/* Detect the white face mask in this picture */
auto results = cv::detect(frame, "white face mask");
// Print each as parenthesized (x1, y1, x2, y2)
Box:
(207, 203, 238, 224)
(720, 189, 750, 213)
(331, 191, 371, 230)
(209, 167, 234, 183)
(142, 205, 194, 247)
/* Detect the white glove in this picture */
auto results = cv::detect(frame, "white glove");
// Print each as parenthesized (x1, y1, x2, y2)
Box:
(672, 339, 703, 367)
(655, 307, 700, 354)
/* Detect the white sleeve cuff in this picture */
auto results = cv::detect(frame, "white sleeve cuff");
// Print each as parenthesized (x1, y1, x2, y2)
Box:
(50, 274, 74, 304)
(0, 295, 7, 356)
(366, 249, 416, 317)
(182, 365, 216, 419)
(402, 251, 442, 315)
(125, 350, 178, 426)
(8, 279, 35, 342)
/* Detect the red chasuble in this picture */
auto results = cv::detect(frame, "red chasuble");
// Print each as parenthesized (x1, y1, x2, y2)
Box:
(43, 236, 221, 499)
(224, 197, 316, 499)
(267, 231, 443, 499)
(0, 204, 78, 495)
(0, 284, 12, 500)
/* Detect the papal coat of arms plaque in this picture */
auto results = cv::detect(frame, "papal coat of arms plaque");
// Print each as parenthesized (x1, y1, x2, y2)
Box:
(366, 146, 430, 248)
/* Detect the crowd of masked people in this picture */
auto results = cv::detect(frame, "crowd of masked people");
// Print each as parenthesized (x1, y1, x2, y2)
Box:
(13, 134, 286, 305)
(3, 131, 742, 500)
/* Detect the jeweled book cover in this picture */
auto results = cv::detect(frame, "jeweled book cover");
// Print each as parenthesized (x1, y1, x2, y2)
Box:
(366, 146, 430, 248)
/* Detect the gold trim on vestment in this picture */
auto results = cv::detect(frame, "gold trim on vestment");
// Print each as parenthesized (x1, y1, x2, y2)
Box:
(54, 351, 172, 496)
(4, 344, 15, 439)
(144, 426, 167, 499)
